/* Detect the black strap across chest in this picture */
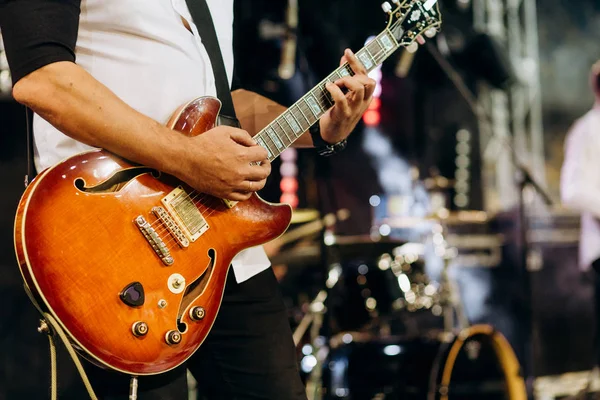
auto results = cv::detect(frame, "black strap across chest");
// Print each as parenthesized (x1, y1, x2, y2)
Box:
(185, 0, 237, 121)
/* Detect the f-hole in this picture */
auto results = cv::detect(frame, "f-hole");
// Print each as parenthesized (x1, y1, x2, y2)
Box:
(75, 167, 160, 193)
(178, 248, 216, 319)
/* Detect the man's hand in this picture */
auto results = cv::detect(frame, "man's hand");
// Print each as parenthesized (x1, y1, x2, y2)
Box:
(178, 126, 271, 202)
(318, 48, 376, 144)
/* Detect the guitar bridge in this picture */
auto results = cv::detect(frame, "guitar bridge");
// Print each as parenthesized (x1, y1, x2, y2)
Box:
(135, 216, 174, 266)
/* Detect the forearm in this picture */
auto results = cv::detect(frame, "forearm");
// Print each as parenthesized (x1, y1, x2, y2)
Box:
(232, 89, 314, 147)
(12, 61, 190, 177)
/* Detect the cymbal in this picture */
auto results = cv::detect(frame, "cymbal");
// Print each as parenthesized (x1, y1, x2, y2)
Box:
(270, 243, 321, 266)
(290, 208, 320, 224)
(381, 209, 489, 228)
(326, 234, 407, 246)
(424, 175, 455, 190)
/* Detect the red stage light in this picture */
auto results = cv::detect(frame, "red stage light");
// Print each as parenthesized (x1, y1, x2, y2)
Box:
(280, 193, 299, 208)
(363, 110, 381, 126)
(280, 177, 299, 193)
(368, 97, 381, 110)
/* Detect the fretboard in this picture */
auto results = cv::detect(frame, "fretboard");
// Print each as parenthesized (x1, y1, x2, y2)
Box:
(254, 29, 401, 161)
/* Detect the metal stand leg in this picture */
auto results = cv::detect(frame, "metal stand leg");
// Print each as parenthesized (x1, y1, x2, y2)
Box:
(129, 376, 138, 400)
(436, 224, 470, 332)
(293, 290, 329, 400)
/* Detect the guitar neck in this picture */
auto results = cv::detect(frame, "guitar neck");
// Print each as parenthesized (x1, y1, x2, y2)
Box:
(254, 29, 401, 161)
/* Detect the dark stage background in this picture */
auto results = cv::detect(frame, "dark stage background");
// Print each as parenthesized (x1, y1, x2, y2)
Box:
(0, 0, 599, 398)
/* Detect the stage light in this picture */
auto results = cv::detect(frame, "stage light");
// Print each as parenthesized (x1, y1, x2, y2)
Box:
(363, 110, 381, 126)
(280, 148, 299, 208)
(368, 97, 381, 111)
(280, 192, 298, 208)
(280, 177, 298, 193)
(363, 35, 383, 127)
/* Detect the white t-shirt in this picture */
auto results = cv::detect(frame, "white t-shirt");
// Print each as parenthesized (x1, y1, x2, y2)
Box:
(32, 0, 270, 283)
(561, 105, 600, 271)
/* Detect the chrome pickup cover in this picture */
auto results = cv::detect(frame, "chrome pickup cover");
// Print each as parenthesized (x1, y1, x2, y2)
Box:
(161, 186, 209, 242)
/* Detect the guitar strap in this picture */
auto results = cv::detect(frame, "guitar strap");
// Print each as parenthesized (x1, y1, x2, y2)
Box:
(185, 0, 240, 128)
(24, 106, 35, 186)
(23, 1, 238, 186)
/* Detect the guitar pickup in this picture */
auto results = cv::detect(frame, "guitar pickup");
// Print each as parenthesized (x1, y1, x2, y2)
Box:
(152, 206, 189, 248)
(161, 187, 209, 242)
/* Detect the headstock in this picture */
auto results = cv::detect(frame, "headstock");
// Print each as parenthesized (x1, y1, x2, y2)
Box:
(382, 0, 442, 51)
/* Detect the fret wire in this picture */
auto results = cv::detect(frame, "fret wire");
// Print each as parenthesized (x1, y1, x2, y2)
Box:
(272, 119, 292, 147)
(304, 95, 322, 119)
(295, 103, 313, 127)
(274, 118, 293, 143)
(286, 110, 305, 138)
(258, 131, 278, 157)
(266, 126, 286, 151)
(368, 39, 385, 65)
(329, 70, 341, 82)
(358, 47, 375, 71)
(345, 64, 355, 76)
(313, 84, 332, 110)
(252, 27, 405, 163)
(262, 130, 279, 153)
(303, 101, 319, 124)
(279, 114, 298, 140)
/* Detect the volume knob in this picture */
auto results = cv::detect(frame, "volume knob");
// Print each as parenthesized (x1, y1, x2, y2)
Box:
(132, 321, 148, 337)
(189, 306, 206, 321)
(165, 330, 182, 345)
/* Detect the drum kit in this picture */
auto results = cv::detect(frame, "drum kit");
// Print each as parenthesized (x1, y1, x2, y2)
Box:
(278, 203, 527, 400)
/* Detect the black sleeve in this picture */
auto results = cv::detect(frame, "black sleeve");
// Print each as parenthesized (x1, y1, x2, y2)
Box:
(0, 0, 81, 84)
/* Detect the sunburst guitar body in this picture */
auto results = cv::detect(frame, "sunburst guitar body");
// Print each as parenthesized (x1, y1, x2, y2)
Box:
(13, 0, 442, 375)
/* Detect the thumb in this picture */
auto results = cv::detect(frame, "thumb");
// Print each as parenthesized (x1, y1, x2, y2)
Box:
(229, 129, 257, 147)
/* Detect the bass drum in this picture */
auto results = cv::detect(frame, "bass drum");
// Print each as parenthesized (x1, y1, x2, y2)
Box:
(322, 325, 526, 400)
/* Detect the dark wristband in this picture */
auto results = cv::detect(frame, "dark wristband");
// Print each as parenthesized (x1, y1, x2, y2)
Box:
(309, 121, 347, 157)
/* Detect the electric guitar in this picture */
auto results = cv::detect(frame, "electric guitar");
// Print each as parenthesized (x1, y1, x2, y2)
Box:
(14, 0, 442, 375)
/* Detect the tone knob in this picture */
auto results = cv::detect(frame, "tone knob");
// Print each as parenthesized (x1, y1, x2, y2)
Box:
(132, 321, 148, 337)
(189, 306, 206, 321)
(165, 330, 182, 345)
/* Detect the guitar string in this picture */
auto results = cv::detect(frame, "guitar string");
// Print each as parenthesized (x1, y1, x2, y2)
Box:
(146, 25, 418, 246)
(145, 41, 397, 245)
(145, 41, 398, 246)
(147, 14, 437, 247)
(146, 13, 439, 247)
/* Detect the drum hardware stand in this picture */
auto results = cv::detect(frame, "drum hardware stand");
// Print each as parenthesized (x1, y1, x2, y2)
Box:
(293, 290, 329, 400)
(129, 376, 139, 400)
(435, 223, 470, 333)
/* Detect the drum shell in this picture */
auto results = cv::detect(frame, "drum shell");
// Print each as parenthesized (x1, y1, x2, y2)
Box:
(322, 325, 526, 400)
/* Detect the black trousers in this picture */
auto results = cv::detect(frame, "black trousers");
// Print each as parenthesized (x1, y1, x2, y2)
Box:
(76, 267, 307, 400)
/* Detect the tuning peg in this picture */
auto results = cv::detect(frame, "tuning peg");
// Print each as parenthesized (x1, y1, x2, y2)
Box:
(424, 28, 437, 38)
(406, 42, 419, 53)
(391, 0, 400, 3)
(381, 2, 392, 13)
